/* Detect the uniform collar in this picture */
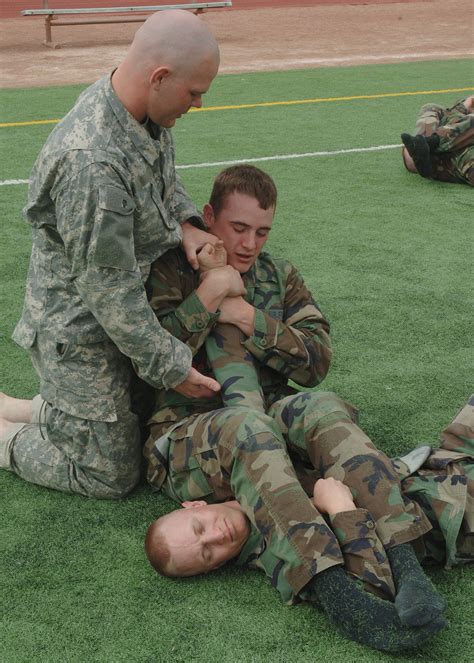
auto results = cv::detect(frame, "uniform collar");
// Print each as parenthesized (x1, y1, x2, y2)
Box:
(235, 524, 263, 566)
(103, 72, 167, 167)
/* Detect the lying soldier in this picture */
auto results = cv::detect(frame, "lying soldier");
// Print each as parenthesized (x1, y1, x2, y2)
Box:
(401, 95, 474, 185)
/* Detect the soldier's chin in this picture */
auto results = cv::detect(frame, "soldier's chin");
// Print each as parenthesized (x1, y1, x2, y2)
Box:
(233, 257, 254, 274)
(159, 116, 177, 128)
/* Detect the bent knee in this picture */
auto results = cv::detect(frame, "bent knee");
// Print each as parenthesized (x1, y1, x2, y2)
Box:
(219, 406, 275, 431)
(298, 391, 358, 427)
(216, 407, 284, 452)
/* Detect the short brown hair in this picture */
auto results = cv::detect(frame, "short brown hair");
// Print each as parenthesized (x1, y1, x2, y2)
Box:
(209, 165, 278, 216)
(145, 516, 174, 577)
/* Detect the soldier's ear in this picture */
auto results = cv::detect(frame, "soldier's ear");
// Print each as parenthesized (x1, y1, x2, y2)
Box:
(181, 500, 207, 509)
(149, 66, 171, 89)
(203, 204, 215, 228)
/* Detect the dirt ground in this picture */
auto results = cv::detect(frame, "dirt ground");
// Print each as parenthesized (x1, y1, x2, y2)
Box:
(0, 0, 472, 88)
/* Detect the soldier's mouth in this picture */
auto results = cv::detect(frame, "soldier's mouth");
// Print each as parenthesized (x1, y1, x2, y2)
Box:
(224, 519, 233, 542)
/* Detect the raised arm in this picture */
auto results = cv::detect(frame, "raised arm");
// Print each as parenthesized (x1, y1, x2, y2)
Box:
(148, 247, 246, 355)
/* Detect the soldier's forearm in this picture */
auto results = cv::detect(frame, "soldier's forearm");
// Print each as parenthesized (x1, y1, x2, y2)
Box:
(243, 309, 332, 386)
(158, 291, 220, 355)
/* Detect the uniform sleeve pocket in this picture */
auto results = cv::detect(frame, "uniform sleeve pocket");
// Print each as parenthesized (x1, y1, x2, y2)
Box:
(94, 185, 137, 271)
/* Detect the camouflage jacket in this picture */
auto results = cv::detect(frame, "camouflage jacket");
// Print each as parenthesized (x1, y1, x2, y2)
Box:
(148, 246, 332, 432)
(13, 73, 197, 391)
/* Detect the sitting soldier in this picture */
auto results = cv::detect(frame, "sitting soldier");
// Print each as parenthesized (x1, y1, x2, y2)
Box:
(143, 164, 449, 652)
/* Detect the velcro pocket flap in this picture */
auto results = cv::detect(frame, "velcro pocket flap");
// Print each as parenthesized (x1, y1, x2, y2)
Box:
(99, 186, 135, 216)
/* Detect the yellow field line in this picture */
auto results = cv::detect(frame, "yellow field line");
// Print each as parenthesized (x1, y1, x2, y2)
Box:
(1, 87, 472, 128)
(193, 87, 474, 113)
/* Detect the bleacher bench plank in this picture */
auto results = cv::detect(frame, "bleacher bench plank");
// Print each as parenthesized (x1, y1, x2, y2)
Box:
(21, 2, 232, 47)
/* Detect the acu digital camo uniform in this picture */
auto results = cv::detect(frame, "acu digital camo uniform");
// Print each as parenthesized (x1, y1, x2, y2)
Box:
(9, 73, 197, 497)
(144, 247, 432, 603)
(415, 97, 474, 185)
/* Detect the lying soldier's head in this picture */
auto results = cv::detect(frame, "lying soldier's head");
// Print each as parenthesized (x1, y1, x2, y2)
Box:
(145, 500, 251, 577)
(203, 164, 278, 274)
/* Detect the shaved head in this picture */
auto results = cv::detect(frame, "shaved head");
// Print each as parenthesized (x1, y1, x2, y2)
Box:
(128, 10, 219, 78)
(113, 10, 220, 124)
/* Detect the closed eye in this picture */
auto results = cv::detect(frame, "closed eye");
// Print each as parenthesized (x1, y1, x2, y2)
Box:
(192, 518, 204, 536)
(202, 545, 212, 564)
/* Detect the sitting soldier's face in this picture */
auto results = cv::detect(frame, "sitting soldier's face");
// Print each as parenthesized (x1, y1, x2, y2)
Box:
(204, 192, 274, 274)
(160, 501, 251, 576)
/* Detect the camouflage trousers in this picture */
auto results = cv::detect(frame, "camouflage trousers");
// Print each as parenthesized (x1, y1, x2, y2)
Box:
(5, 331, 141, 498)
(205, 322, 266, 411)
(417, 102, 474, 152)
(416, 100, 474, 185)
(146, 391, 431, 604)
(398, 395, 474, 568)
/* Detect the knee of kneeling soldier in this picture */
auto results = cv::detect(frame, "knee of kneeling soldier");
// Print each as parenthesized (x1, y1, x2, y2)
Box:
(87, 476, 140, 499)
(81, 464, 141, 499)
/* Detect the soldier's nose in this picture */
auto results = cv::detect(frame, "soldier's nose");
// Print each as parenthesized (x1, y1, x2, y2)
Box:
(203, 527, 224, 545)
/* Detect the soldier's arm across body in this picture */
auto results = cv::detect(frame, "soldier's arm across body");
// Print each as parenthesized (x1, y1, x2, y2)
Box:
(53, 161, 219, 396)
(197, 242, 265, 410)
(218, 261, 332, 387)
(148, 244, 246, 355)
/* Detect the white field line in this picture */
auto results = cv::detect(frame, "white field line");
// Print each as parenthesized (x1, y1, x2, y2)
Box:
(0, 143, 402, 186)
(219, 51, 474, 72)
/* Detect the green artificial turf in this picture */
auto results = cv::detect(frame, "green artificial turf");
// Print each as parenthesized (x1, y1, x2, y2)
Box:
(1, 60, 473, 662)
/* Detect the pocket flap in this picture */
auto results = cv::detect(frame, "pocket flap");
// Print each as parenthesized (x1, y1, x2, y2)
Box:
(99, 186, 135, 216)
(151, 186, 178, 230)
(41, 380, 117, 423)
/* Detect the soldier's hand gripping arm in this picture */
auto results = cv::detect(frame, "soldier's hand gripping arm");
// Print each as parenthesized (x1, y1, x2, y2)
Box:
(181, 222, 223, 270)
(172, 170, 223, 271)
(148, 248, 245, 355)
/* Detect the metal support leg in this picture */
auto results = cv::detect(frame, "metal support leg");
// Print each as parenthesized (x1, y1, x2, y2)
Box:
(43, 15, 60, 48)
